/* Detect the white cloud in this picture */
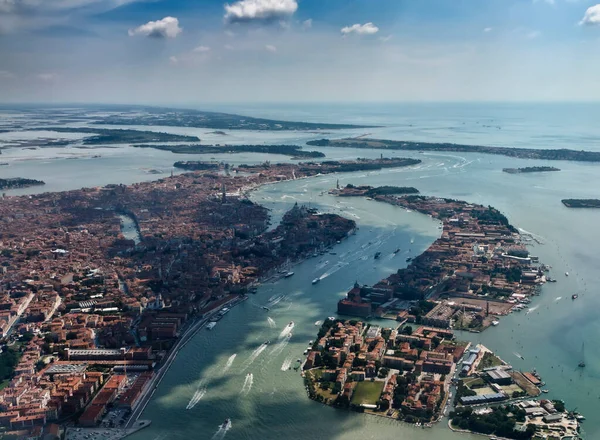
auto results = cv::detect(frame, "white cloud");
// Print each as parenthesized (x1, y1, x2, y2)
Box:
(265, 44, 277, 52)
(341, 22, 379, 35)
(37, 73, 59, 82)
(484, 27, 493, 32)
(128, 16, 182, 38)
(193, 45, 211, 53)
(0, 0, 15, 13)
(302, 18, 312, 29)
(0, 70, 15, 79)
(580, 4, 600, 26)
(224, 0, 298, 23)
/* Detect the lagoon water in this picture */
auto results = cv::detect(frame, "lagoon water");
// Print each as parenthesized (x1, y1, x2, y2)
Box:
(2, 103, 600, 439)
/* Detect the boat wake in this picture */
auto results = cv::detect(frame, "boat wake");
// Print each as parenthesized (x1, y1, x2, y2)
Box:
(186, 382, 207, 410)
(513, 352, 524, 360)
(211, 420, 232, 440)
(281, 354, 294, 371)
(267, 317, 276, 328)
(319, 262, 348, 280)
(223, 354, 236, 373)
(240, 373, 253, 395)
(271, 333, 291, 356)
(241, 342, 269, 371)
(279, 321, 295, 339)
(526, 305, 539, 315)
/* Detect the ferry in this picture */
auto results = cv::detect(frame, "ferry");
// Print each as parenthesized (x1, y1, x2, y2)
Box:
(572, 294, 578, 300)
(206, 322, 217, 330)
(312, 278, 320, 285)
(284, 272, 295, 278)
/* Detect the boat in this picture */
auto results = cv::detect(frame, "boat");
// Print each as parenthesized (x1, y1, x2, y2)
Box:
(284, 272, 295, 278)
(312, 278, 320, 285)
(578, 342, 585, 368)
(547, 278, 557, 283)
(309, 340, 313, 344)
(374, 252, 381, 260)
(492, 321, 500, 326)
(329, 252, 337, 255)
(265, 340, 270, 345)
(221, 418, 231, 429)
(542, 389, 549, 394)
(303, 349, 308, 355)
(206, 322, 217, 330)
(393, 248, 400, 254)
(0, 163, 8, 166)
(406, 257, 412, 262)
(572, 294, 578, 300)
(262, 306, 270, 311)
(314, 320, 322, 326)
(565, 272, 569, 276)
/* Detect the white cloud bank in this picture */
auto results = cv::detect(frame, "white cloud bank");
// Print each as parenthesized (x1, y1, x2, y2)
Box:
(128, 16, 182, 38)
(580, 4, 600, 25)
(224, 0, 298, 23)
(341, 22, 379, 35)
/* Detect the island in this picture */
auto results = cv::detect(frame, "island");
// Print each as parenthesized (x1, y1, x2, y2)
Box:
(562, 199, 600, 208)
(0, 177, 45, 190)
(308, 137, 600, 162)
(38, 127, 200, 145)
(502, 167, 560, 174)
(91, 105, 377, 131)
(0, 158, 431, 437)
(334, 192, 547, 332)
(136, 143, 326, 159)
(302, 320, 580, 438)
(330, 184, 419, 197)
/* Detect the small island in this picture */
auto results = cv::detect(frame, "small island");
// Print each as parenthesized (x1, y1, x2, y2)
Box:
(173, 161, 220, 171)
(308, 137, 600, 163)
(562, 199, 600, 208)
(40, 127, 200, 145)
(0, 178, 45, 190)
(502, 166, 560, 174)
(135, 144, 325, 159)
(330, 184, 419, 197)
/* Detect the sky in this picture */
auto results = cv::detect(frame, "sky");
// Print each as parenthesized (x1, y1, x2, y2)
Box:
(1, 0, 600, 104)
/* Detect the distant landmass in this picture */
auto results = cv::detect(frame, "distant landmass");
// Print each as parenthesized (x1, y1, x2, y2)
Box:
(136, 144, 325, 159)
(332, 184, 419, 197)
(0, 178, 45, 190)
(40, 127, 199, 145)
(91, 106, 376, 131)
(502, 166, 561, 174)
(562, 199, 600, 208)
(307, 138, 600, 162)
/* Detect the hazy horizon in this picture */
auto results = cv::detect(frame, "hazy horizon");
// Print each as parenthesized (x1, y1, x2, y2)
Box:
(2, 0, 600, 104)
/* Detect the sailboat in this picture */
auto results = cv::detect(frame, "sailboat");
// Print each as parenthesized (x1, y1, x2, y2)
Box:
(578, 342, 586, 368)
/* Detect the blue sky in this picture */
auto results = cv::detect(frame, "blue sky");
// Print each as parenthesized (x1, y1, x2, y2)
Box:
(1, 0, 600, 103)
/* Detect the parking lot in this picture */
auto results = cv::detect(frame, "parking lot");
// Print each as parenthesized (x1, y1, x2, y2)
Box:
(65, 427, 129, 440)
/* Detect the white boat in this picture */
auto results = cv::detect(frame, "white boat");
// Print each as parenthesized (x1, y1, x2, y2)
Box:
(565, 272, 569, 276)
(314, 320, 322, 326)
(312, 278, 320, 285)
(284, 272, 295, 278)
(206, 322, 217, 330)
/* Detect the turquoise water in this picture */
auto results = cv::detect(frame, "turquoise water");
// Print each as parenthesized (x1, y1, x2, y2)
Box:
(1, 103, 599, 439)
